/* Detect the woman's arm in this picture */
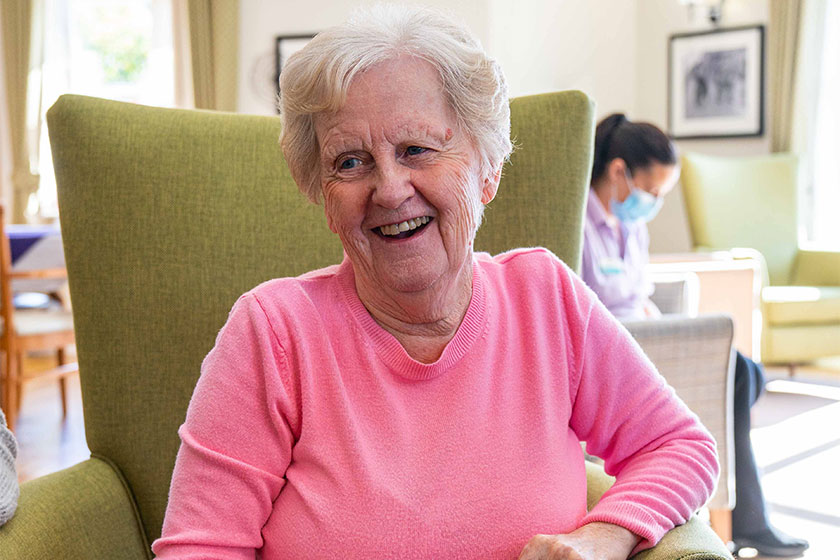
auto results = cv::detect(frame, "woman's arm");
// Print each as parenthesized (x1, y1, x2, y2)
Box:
(152, 294, 298, 559)
(569, 296, 719, 553)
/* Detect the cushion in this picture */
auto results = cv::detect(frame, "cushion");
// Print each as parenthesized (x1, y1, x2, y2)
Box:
(1, 310, 74, 337)
(763, 285, 840, 325)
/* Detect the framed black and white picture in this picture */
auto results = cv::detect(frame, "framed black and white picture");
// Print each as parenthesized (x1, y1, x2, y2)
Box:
(275, 34, 316, 99)
(668, 25, 764, 139)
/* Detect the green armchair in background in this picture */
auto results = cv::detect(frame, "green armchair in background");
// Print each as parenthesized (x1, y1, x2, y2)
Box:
(0, 93, 729, 559)
(681, 152, 840, 367)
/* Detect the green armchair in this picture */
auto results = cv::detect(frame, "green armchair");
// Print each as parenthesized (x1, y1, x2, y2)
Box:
(681, 152, 840, 365)
(0, 93, 729, 559)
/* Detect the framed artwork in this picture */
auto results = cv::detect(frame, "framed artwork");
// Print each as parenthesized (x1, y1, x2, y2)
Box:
(275, 34, 316, 103)
(668, 25, 764, 139)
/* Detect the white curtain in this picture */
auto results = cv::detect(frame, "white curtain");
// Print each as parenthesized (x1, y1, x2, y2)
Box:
(791, 0, 838, 248)
(185, 0, 238, 111)
(768, 0, 803, 153)
(0, 0, 40, 223)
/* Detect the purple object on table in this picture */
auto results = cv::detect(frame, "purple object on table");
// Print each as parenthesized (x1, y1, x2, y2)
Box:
(6, 224, 61, 264)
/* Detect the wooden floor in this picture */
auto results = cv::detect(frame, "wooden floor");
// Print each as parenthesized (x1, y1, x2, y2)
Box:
(11, 356, 840, 558)
(13, 354, 88, 482)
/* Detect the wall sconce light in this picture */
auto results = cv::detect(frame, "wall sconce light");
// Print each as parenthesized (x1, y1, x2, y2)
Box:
(680, 0, 726, 26)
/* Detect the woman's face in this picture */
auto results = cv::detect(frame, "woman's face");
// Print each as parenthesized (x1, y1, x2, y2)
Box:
(314, 56, 498, 296)
(618, 161, 680, 202)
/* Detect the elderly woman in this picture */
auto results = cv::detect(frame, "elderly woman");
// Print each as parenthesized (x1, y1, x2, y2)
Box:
(152, 6, 718, 559)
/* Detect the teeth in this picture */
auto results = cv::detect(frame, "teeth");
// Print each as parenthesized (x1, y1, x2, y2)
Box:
(378, 216, 430, 236)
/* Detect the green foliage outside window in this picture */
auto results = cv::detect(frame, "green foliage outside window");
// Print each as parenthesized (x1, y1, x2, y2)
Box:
(87, 32, 148, 83)
(79, 3, 151, 84)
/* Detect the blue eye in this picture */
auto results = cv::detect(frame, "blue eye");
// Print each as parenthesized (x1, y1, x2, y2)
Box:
(339, 157, 362, 170)
(406, 146, 426, 156)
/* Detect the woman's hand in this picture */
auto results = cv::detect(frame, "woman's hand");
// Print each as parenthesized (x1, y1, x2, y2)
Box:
(517, 522, 640, 560)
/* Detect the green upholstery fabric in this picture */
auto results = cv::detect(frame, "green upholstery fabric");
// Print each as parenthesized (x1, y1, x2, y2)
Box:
(475, 91, 594, 270)
(793, 249, 840, 286)
(0, 93, 726, 558)
(681, 152, 840, 364)
(765, 323, 840, 363)
(681, 152, 799, 286)
(585, 463, 731, 560)
(0, 458, 148, 559)
(46, 96, 344, 546)
(45, 92, 597, 548)
(763, 286, 840, 325)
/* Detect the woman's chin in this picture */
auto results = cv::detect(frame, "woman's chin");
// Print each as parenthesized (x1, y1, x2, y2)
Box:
(372, 259, 445, 295)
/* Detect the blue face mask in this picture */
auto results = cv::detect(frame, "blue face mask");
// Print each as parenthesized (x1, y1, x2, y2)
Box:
(610, 174, 664, 223)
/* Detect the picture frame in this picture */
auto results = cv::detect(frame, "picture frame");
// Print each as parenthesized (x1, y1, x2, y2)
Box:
(275, 34, 316, 104)
(668, 25, 764, 139)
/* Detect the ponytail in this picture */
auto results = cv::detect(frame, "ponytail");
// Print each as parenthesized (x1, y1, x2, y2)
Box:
(590, 113, 676, 185)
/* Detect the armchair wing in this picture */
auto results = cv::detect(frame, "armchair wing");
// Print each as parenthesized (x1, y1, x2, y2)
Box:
(0, 458, 150, 559)
(792, 249, 840, 287)
(681, 152, 840, 364)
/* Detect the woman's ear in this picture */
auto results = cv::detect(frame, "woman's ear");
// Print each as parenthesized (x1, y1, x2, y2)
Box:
(480, 164, 502, 204)
(607, 157, 627, 183)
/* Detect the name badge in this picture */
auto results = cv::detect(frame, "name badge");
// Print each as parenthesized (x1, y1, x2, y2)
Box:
(599, 257, 625, 276)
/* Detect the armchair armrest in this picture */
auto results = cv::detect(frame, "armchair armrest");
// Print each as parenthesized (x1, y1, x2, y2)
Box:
(585, 462, 731, 560)
(792, 249, 840, 286)
(0, 458, 150, 560)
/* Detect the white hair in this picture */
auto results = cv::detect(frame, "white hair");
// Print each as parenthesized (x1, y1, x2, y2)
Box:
(278, 4, 512, 203)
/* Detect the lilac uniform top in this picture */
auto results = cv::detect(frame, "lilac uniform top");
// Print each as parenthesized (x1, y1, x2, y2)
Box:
(581, 189, 654, 321)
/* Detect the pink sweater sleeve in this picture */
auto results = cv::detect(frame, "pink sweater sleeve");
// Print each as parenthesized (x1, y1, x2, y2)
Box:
(152, 294, 298, 559)
(569, 283, 719, 551)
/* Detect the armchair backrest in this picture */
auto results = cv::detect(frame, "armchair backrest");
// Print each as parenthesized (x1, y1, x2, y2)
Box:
(475, 91, 594, 269)
(47, 91, 593, 545)
(680, 151, 799, 286)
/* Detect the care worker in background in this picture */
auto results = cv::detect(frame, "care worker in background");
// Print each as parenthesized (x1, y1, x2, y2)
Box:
(581, 113, 809, 558)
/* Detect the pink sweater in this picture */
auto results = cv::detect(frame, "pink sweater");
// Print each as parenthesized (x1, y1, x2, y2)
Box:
(153, 248, 718, 559)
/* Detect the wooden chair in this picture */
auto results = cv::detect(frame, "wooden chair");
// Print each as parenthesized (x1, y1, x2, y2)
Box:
(0, 206, 78, 431)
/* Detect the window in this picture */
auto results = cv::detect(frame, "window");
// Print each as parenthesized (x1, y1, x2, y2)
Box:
(29, 0, 176, 219)
(799, 0, 840, 248)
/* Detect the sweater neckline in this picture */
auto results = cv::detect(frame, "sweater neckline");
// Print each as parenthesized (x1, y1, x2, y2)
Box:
(337, 256, 487, 381)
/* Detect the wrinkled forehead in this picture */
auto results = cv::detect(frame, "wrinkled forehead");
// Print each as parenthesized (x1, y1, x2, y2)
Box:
(313, 57, 458, 149)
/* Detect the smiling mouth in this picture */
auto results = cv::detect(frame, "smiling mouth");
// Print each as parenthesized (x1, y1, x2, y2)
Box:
(373, 216, 432, 239)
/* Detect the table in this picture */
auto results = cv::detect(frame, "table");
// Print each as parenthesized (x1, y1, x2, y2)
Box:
(649, 252, 762, 359)
(6, 224, 67, 298)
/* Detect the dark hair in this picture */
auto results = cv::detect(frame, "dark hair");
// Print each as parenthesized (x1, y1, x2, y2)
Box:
(591, 113, 677, 184)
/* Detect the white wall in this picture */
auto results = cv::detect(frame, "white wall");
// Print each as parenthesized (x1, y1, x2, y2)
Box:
(636, 0, 770, 253)
(237, 0, 489, 116)
(237, 1, 772, 254)
(238, 0, 638, 118)
(484, 0, 637, 113)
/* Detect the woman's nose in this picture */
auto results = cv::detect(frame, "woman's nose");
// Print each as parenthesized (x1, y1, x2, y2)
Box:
(371, 160, 415, 209)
